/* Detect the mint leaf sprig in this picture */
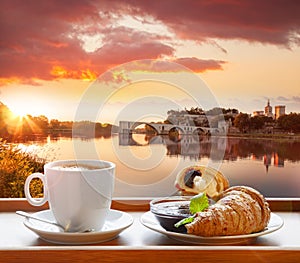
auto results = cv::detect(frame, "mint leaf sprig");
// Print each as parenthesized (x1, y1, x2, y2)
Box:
(174, 193, 209, 228)
(189, 192, 210, 214)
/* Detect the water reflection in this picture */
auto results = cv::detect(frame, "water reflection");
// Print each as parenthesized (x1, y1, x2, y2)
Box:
(12, 133, 300, 174)
(9, 133, 300, 197)
(120, 133, 300, 171)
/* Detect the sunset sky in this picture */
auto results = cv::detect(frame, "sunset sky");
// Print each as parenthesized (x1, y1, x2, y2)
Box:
(1, 0, 300, 124)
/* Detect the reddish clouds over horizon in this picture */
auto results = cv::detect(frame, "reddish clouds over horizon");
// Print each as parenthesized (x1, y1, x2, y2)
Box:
(1, 0, 299, 85)
(0, 0, 300, 121)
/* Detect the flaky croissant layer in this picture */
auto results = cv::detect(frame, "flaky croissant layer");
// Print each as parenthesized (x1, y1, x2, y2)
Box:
(185, 186, 271, 236)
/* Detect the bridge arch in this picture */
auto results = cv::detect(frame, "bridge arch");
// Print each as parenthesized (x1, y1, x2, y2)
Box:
(130, 122, 160, 134)
(193, 127, 207, 135)
(168, 126, 185, 134)
(119, 121, 213, 135)
(168, 126, 185, 142)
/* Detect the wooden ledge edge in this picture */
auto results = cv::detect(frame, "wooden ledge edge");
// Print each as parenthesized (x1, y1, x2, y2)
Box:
(0, 198, 150, 212)
(1, 198, 300, 212)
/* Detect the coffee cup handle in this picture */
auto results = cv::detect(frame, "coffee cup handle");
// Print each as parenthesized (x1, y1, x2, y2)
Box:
(24, 173, 48, 206)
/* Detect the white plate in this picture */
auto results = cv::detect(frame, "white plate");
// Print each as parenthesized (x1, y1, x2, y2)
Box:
(140, 211, 283, 245)
(23, 209, 133, 245)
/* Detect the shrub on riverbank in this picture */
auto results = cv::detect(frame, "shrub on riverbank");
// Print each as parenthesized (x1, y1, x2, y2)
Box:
(0, 139, 45, 198)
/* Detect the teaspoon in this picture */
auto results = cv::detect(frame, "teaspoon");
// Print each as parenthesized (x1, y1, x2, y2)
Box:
(16, 211, 94, 233)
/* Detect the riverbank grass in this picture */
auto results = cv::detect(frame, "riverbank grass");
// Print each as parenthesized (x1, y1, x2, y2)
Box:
(0, 139, 45, 198)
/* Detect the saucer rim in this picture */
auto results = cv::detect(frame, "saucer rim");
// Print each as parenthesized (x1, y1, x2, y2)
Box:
(23, 209, 133, 244)
(140, 211, 283, 245)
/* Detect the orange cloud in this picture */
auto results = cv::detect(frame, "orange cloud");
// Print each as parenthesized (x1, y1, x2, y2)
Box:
(50, 66, 98, 81)
(0, 77, 22, 86)
(0, 77, 43, 87)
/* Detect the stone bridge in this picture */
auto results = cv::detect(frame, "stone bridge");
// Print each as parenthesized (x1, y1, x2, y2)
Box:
(119, 121, 212, 135)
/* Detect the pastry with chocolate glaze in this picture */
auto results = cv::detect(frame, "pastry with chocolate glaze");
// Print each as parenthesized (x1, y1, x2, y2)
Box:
(175, 165, 229, 199)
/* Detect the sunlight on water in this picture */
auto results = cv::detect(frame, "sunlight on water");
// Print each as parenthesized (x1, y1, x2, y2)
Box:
(17, 135, 300, 198)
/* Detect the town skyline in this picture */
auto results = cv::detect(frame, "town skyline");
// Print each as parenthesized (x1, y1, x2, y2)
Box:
(0, 98, 294, 124)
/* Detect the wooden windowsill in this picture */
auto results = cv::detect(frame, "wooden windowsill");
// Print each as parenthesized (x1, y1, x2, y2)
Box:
(0, 198, 300, 263)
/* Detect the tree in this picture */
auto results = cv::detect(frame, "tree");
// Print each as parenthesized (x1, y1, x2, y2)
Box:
(250, 116, 265, 130)
(234, 113, 250, 133)
(206, 107, 223, 116)
(277, 113, 300, 133)
(0, 102, 15, 136)
(222, 108, 239, 115)
(34, 115, 49, 133)
(49, 119, 60, 130)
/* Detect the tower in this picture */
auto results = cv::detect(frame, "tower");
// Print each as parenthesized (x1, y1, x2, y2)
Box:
(275, 105, 286, 120)
(264, 99, 273, 118)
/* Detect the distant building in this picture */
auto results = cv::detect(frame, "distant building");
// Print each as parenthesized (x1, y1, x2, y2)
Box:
(264, 99, 273, 118)
(253, 100, 286, 120)
(253, 111, 264, 117)
(275, 105, 286, 120)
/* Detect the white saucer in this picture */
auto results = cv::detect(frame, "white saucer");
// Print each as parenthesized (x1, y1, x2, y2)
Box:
(23, 209, 133, 245)
(140, 211, 283, 245)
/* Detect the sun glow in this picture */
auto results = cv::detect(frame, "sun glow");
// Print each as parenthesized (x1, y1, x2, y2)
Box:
(10, 105, 29, 118)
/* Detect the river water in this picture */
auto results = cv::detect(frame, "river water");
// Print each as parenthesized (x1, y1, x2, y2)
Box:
(16, 134, 300, 198)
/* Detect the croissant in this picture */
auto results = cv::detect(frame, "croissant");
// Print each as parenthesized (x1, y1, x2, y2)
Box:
(185, 186, 271, 236)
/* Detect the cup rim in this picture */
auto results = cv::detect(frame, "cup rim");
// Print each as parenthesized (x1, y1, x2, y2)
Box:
(44, 159, 115, 171)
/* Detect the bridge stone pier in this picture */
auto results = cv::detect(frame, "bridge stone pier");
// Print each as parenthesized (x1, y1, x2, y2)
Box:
(119, 121, 211, 135)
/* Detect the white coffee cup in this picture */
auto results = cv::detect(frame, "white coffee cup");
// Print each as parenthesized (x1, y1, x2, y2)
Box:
(24, 159, 115, 232)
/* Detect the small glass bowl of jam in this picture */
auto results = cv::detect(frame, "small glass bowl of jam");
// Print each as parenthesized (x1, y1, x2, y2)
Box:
(150, 196, 193, 233)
